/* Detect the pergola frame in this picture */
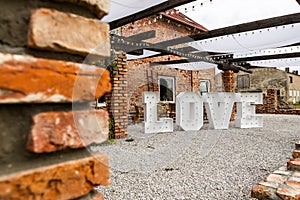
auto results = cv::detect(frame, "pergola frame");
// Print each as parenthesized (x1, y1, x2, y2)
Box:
(109, 1, 300, 73)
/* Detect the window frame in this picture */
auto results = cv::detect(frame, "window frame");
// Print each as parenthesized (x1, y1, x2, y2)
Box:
(200, 80, 210, 94)
(237, 75, 250, 89)
(158, 76, 175, 103)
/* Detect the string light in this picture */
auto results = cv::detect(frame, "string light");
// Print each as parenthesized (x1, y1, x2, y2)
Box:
(110, 19, 299, 69)
(176, 0, 213, 13)
(115, 1, 213, 28)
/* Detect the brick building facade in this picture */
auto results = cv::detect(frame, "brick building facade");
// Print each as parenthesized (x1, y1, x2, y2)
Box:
(111, 10, 216, 127)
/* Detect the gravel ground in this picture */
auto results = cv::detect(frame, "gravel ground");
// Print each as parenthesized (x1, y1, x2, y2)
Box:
(92, 114, 299, 200)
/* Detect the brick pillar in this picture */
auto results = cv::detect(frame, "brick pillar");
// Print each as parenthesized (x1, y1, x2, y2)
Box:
(266, 89, 278, 113)
(222, 70, 235, 92)
(0, 2, 111, 199)
(106, 52, 128, 139)
(222, 70, 236, 120)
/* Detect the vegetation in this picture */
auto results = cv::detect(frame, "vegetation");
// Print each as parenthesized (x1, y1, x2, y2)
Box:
(108, 118, 115, 140)
(294, 104, 300, 108)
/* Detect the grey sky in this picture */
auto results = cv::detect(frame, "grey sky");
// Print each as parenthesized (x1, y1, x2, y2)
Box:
(178, 0, 300, 30)
(177, 0, 300, 70)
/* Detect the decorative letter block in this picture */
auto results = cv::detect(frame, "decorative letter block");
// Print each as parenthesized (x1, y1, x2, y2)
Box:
(176, 92, 203, 131)
(143, 92, 173, 134)
(203, 93, 235, 129)
(235, 93, 263, 128)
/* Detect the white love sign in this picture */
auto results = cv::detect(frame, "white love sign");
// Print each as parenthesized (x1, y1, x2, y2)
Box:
(143, 92, 263, 134)
(142, 92, 173, 134)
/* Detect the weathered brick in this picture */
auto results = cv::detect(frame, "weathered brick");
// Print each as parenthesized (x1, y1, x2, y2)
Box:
(288, 159, 300, 171)
(285, 181, 300, 191)
(0, 53, 111, 103)
(265, 174, 286, 184)
(289, 176, 300, 183)
(53, 0, 110, 19)
(27, 110, 109, 153)
(293, 150, 300, 159)
(251, 184, 278, 199)
(28, 8, 110, 57)
(294, 172, 300, 178)
(274, 169, 292, 176)
(277, 187, 300, 200)
(259, 181, 281, 189)
(0, 153, 110, 200)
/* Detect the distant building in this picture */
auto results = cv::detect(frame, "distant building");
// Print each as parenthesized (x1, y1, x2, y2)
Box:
(218, 67, 300, 104)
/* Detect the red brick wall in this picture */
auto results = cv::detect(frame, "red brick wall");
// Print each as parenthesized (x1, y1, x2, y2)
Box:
(106, 53, 129, 139)
(127, 58, 216, 113)
(120, 15, 215, 122)
(121, 16, 202, 43)
(0, 1, 111, 199)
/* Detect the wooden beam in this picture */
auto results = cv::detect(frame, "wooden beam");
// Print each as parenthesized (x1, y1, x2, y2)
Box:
(111, 31, 156, 55)
(127, 49, 144, 56)
(155, 12, 300, 47)
(109, 0, 197, 29)
(150, 59, 189, 66)
(125, 30, 156, 41)
(231, 52, 300, 63)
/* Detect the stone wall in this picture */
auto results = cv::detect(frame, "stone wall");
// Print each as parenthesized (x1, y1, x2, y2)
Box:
(252, 141, 300, 199)
(0, 0, 111, 199)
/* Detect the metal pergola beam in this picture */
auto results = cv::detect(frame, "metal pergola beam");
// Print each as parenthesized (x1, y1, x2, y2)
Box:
(231, 52, 300, 62)
(125, 30, 156, 41)
(155, 12, 300, 47)
(109, 0, 197, 29)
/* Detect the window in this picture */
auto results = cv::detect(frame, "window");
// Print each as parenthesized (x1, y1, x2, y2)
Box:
(289, 76, 293, 83)
(237, 75, 250, 89)
(200, 80, 210, 94)
(158, 76, 175, 102)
